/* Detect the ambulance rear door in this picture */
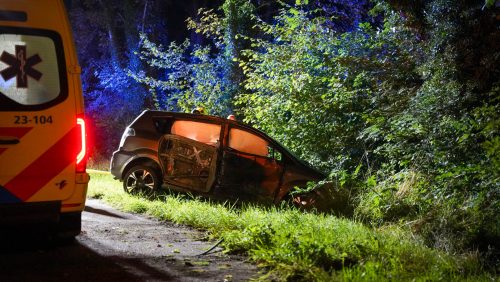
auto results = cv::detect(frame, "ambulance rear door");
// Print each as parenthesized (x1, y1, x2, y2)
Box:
(0, 2, 82, 205)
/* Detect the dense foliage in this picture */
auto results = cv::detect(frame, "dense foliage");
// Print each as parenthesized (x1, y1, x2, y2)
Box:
(70, 0, 499, 269)
(236, 0, 499, 262)
(128, 0, 256, 116)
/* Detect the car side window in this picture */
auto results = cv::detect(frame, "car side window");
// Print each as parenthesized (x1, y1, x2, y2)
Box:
(228, 128, 269, 157)
(171, 120, 221, 145)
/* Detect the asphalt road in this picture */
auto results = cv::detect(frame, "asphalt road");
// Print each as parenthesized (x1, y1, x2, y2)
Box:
(0, 199, 258, 281)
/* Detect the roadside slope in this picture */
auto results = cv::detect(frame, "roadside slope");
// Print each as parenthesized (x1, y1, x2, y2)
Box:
(88, 171, 493, 281)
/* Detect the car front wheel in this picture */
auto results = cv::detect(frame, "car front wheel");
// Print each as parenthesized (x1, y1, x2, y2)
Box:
(123, 165, 161, 196)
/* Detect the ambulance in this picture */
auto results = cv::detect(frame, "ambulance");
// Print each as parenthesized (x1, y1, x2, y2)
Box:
(0, 0, 89, 237)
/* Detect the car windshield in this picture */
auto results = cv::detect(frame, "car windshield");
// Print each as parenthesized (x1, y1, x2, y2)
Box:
(266, 132, 319, 171)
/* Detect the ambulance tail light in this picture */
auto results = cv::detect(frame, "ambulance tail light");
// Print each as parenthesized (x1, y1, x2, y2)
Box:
(76, 115, 87, 173)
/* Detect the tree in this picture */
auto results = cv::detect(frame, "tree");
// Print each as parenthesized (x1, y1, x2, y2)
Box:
(131, 0, 257, 116)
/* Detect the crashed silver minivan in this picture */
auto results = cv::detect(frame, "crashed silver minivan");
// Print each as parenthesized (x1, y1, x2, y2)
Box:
(110, 110, 325, 204)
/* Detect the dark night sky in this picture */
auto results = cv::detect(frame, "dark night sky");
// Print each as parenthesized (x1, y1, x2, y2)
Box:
(64, 0, 285, 43)
(146, 0, 285, 43)
(161, 0, 222, 42)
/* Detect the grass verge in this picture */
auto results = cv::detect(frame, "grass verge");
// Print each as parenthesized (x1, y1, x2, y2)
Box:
(87, 172, 493, 281)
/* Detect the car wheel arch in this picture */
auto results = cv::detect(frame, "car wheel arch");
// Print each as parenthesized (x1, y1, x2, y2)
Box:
(121, 156, 161, 180)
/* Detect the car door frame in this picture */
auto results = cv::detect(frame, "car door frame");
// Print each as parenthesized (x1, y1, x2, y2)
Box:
(213, 122, 285, 203)
(157, 116, 224, 194)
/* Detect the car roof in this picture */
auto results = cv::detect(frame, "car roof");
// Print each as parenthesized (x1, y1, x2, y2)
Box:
(135, 110, 264, 136)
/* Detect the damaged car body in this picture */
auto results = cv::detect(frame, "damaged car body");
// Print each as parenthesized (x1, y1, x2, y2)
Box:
(110, 110, 325, 204)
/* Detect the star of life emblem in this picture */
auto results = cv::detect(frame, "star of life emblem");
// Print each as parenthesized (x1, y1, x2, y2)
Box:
(1, 44, 42, 88)
(0, 34, 60, 105)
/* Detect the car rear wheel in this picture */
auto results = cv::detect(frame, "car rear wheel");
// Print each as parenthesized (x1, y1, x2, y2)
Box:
(123, 165, 161, 196)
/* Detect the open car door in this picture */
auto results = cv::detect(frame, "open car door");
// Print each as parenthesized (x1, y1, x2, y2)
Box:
(157, 120, 221, 193)
(158, 135, 218, 192)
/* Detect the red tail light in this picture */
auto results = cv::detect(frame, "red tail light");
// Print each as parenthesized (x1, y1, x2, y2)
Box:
(76, 115, 87, 172)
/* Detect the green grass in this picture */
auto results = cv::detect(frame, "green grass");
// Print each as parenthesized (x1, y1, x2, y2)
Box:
(87, 172, 493, 281)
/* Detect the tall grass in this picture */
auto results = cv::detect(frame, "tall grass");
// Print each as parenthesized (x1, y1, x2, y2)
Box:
(87, 172, 492, 281)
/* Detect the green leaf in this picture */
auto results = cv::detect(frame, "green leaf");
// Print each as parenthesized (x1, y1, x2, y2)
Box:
(353, 163, 362, 178)
(366, 175, 377, 187)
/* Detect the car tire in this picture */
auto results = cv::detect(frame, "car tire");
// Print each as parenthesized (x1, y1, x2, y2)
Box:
(123, 165, 161, 196)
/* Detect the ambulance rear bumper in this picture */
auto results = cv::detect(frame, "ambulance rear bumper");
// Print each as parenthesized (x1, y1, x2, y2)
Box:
(0, 200, 61, 225)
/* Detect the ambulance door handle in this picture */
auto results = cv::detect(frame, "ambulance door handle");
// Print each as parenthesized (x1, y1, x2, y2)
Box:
(0, 138, 20, 145)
